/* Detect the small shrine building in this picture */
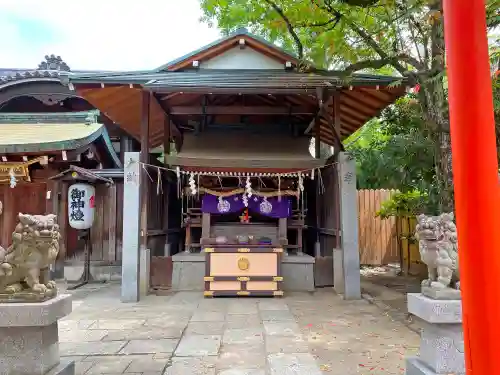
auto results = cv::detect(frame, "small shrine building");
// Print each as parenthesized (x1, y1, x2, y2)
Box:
(60, 28, 408, 300)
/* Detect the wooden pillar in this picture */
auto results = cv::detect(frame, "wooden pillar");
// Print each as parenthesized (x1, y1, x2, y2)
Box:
(201, 213, 211, 242)
(60, 181, 68, 262)
(185, 223, 192, 252)
(120, 134, 134, 163)
(49, 181, 64, 278)
(443, 1, 500, 372)
(163, 114, 171, 163)
(140, 91, 150, 252)
(278, 217, 288, 253)
(314, 95, 322, 258)
(108, 184, 117, 262)
(163, 115, 171, 255)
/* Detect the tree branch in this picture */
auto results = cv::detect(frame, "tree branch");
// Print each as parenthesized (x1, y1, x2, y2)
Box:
(341, 54, 424, 74)
(263, 0, 304, 59)
(295, 17, 340, 29)
(317, 0, 416, 75)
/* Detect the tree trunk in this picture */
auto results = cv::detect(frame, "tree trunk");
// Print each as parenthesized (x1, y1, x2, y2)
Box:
(419, 79, 454, 213)
(436, 130, 454, 212)
(412, 0, 454, 213)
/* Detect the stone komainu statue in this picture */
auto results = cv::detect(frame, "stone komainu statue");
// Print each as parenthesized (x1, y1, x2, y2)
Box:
(415, 212, 460, 291)
(0, 213, 61, 299)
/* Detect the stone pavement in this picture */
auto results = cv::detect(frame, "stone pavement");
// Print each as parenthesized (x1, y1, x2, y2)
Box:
(59, 283, 419, 374)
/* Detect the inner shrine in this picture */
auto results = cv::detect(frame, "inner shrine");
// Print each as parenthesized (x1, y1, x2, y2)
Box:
(63, 27, 407, 300)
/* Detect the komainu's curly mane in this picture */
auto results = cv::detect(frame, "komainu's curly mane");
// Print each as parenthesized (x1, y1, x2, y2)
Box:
(416, 213, 460, 292)
(0, 213, 61, 300)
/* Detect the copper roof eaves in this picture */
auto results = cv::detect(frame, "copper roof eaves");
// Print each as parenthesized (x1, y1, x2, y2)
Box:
(65, 71, 408, 95)
(49, 165, 114, 184)
(0, 110, 100, 124)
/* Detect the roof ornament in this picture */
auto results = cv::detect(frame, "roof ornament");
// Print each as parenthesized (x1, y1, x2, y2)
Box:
(37, 55, 71, 72)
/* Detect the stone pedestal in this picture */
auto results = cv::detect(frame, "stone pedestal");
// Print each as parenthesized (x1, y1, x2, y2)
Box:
(0, 294, 74, 375)
(171, 253, 316, 292)
(406, 293, 464, 375)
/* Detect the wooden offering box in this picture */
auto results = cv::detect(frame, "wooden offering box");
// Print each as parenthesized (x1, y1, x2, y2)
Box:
(203, 245, 283, 297)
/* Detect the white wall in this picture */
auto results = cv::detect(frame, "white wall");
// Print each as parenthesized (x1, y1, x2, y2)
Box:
(200, 46, 284, 70)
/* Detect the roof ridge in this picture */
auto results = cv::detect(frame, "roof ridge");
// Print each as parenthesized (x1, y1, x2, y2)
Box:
(154, 27, 300, 72)
(0, 70, 68, 85)
(0, 110, 101, 124)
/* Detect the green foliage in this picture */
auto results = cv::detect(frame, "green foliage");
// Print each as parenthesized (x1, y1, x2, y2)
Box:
(199, 0, 435, 70)
(376, 190, 430, 219)
(199, 0, 499, 214)
(346, 97, 434, 189)
(345, 96, 442, 214)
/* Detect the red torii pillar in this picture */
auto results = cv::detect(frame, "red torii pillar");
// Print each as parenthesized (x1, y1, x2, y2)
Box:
(443, 1, 499, 374)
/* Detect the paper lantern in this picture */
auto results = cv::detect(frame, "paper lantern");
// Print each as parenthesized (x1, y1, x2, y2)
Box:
(68, 183, 95, 230)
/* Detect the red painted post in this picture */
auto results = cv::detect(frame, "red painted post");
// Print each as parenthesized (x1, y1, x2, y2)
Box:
(443, 0, 500, 373)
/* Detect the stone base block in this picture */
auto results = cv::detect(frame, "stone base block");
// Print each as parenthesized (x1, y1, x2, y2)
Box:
(419, 321, 464, 374)
(172, 253, 205, 291)
(46, 360, 75, 375)
(0, 294, 72, 375)
(64, 262, 121, 282)
(406, 357, 464, 375)
(333, 248, 344, 294)
(422, 286, 461, 300)
(406, 293, 464, 375)
(407, 293, 462, 323)
(282, 255, 315, 292)
(171, 253, 316, 292)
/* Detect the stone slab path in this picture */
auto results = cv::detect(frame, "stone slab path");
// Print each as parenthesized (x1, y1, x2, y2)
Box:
(59, 283, 419, 374)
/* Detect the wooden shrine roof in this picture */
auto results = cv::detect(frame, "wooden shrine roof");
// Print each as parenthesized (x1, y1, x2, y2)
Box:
(64, 28, 408, 148)
(167, 132, 324, 172)
(50, 165, 114, 184)
(156, 27, 300, 71)
(65, 70, 406, 147)
(0, 110, 122, 167)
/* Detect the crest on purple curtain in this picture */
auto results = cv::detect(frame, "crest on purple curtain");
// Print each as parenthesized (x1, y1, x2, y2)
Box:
(202, 193, 291, 218)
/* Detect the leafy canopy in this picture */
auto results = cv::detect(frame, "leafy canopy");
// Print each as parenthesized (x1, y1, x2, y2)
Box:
(200, 0, 498, 76)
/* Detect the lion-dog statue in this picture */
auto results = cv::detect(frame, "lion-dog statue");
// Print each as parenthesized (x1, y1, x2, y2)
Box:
(0, 213, 60, 300)
(415, 212, 460, 292)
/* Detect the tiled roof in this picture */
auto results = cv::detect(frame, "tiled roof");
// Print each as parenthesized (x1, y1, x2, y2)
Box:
(0, 69, 67, 86)
(0, 110, 100, 124)
(0, 110, 122, 167)
(143, 70, 404, 92)
(66, 69, 405, 88)
(0, 110, 103, 153)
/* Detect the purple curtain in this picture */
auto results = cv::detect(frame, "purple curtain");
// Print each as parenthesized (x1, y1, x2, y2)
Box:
(202, 193, 291, 218)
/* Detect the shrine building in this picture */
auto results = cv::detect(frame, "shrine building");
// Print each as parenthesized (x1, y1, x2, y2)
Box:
(0, 29, 407, 299)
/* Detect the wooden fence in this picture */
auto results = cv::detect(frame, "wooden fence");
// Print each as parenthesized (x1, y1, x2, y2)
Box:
(358, 189, 399, 265)
(357, 189, 425, 274)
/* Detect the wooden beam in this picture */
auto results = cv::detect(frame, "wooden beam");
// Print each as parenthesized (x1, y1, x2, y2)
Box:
(169, 105, 315, 115)
(49, 147, 91, 163)
(150, 94, 181, 139)
(163, 114, 171, 164)
(141, 92, 151, 161)
(330, 91, 344, 152)
(304, 90, 333, 134)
